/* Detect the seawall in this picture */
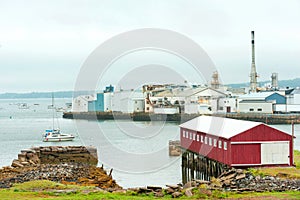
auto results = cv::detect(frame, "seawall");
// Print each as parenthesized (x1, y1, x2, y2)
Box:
(12, 146, 98, 167)
(63, 111, 300, 124)
(0, 146, 121, 189)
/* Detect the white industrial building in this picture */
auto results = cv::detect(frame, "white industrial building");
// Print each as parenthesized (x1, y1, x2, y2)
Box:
(72, 95, 95, 112)
(145, 86, 227, 114)
(275, 89, 300, 113)
(238, 92, 286, 113)
(111, 90, 144, 113)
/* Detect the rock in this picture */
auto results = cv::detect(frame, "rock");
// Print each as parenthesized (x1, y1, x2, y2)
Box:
(183, 181, 192, 189)
(20, 161, 30, 166)
(11, 160, 24, 168)
(147, 185, 162, 191)
(165, 187, 175, 194)
(184, 187, 194, 197)
(235, 173, 246, 180)
(222, 173, 236, 181)
(112, 189, 127, 194)
(236, 169, 243, 174)
(169, 150, 181, 156)
(166, 184, 180, 190)
(223, 180, 231, 187)
(137, 187, 152, 194)
(154, 191, 164, 197)
(195, 180, 210, 184)
(183, 181, 196, 189)
(172, 191, 182, 198)
(198, 188, 212, 196)
(255, 175, 261, 181)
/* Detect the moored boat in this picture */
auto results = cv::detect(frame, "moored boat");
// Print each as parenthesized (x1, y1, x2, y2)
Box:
(43, 129, 75, 142)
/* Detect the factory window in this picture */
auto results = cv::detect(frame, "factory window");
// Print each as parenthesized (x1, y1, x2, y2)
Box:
(249, 108, 254, 112)
(214, 139, 217, 147)
(201, 135, 204, 143)
(209, 138, 212, 146)
(257, 108, 262, 111)
(147, 107, 150, 111)
(218, 140, 222, 149)
(193, 133, 196, 141)
(224, 142, 227, 150)
(204, 136, 208, 144)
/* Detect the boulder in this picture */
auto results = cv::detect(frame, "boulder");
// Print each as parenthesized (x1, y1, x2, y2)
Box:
(172, 191, 182, 198)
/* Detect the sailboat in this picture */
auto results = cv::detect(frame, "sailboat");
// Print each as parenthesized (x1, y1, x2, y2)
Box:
(42, 94, 75, 142)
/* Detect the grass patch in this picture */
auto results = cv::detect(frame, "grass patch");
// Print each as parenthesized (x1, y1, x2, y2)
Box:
(294, 150, 300, 169)
(0, 185, 300, 199)
(247, 150, 300, 179)
(11, 180, 94, 192)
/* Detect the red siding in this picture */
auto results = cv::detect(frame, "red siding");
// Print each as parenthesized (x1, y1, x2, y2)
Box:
(231, 124, 292, 142)
(180, 123, 294, 167)
(230, 124, 293, 167)
(180, 128, 231, 165)
(231, 144, 261, 165)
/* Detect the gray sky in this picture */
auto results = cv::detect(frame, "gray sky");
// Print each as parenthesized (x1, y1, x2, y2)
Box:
(0, 0, 300, 92)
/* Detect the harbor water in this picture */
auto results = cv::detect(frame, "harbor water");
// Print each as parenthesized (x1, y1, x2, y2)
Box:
(0, 98, 299, 188)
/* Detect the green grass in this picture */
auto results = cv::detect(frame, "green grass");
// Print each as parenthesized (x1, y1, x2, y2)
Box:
(11, 180, 93, 192)
(247, 150, 300, 179)
(295, 150, 300, 169)
(0, 180, 299, 199)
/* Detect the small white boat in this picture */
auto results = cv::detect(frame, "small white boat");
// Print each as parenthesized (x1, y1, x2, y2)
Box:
(42, 93, 75, 142)
(43, 129, 75, 142)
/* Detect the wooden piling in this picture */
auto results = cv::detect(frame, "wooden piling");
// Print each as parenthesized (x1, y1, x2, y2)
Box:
(181, 150, 228, 184)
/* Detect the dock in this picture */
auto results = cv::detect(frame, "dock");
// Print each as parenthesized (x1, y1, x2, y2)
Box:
(63, 111, 300, 124)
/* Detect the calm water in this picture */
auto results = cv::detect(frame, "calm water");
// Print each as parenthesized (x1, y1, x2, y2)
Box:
(0, 98, 181, 188)
(0, 98, 299, 188)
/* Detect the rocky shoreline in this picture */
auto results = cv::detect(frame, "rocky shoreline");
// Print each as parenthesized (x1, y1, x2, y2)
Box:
(1, 146, 300, 198)
(0, 146, 121, 190)
(122, 168, 300, 198)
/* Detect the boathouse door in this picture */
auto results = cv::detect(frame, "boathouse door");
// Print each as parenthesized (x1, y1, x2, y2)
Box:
(261, 142, 289, 165)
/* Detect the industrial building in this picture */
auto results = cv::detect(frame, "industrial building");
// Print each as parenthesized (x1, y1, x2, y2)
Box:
(238, 92, 286, 113)
(72, 94, 95, 112)
(180, 116, 294, 167)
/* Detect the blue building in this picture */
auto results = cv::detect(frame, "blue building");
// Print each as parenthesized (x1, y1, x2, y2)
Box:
(88, 86, 114, 112)
(238, 92, 286, 113)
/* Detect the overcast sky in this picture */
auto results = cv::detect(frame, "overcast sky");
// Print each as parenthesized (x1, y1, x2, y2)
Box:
(0, 0, 300, 92)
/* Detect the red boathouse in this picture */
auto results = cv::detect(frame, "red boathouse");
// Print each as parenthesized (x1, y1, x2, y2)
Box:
(180, 116, 294, 167)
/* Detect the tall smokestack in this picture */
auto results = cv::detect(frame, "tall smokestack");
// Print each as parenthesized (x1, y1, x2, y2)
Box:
(271, 72, 278, 90)
(250, 31, 258, 93)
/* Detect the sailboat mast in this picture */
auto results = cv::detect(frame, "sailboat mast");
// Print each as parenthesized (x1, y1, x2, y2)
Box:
(52, 93, 54, 130)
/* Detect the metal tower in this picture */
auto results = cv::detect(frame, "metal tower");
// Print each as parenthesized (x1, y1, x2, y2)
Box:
(250, 31, 258, 93)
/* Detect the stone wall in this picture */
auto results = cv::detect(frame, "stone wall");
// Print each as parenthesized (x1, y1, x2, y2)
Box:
(12, 146, 98, 168)
(169, 140, 181, 156)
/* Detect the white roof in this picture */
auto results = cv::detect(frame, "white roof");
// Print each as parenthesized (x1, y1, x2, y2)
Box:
(179, 116, 263, 139)
(239, 92, 280, 100)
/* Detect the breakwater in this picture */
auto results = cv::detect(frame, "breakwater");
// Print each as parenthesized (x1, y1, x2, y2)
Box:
(214, 113, 300, 124)
(63, 111, 199, 123)
(12, 146, 98, 167)
(63, 111, 300, 124)
(0, 146, 120, 189)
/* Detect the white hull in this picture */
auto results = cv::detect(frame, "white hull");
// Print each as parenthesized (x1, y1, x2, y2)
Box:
(43, 134, 75, 142)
